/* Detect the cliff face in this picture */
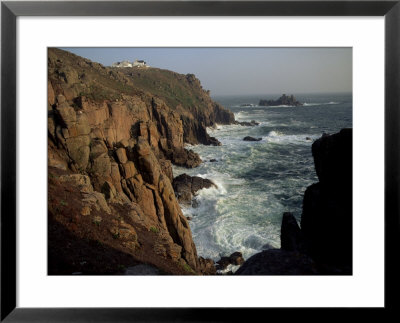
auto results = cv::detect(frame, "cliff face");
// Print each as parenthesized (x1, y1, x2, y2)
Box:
(48, 48, 232, 274)
(236, 129, 352, 275)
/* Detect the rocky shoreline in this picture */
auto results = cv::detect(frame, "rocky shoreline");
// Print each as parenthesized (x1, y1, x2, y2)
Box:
(48, 48, 235, 275)
(48, 48, 352, 276)
(236, 128, 352, 275)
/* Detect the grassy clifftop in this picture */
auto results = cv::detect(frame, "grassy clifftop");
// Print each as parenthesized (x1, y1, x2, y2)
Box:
(49, 48, 228, 122)
(116, 67, 210, 111)
(47, 48, 231, 275)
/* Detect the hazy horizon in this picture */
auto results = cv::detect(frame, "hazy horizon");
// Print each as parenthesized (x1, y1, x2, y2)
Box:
(61, 47, 352, 96)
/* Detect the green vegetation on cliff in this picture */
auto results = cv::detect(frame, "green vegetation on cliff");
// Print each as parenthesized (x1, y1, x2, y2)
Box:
(117, 67, 209, 112)
(47, 48, 230, 275)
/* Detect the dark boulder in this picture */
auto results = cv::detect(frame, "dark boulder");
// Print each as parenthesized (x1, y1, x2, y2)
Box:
(212, 103, 236, 125)
(208, 136, 222, 146)
(169, 148, 202, 168)
(229, 252, 245, 266)
(209, 159, 218, 162)
(259, 94, 303, 107)
(235, 249, 318, 275)
(312, 128, 352, 185)
(181, 117, 222, 146)
(216, 252, 245, 270)
(301, 128, 352, 267)
(281, 212, 305, 252)
(172, 173, 217, 205)
(198, 257, 216, 275)
(215, 257, 231, 271)
(236, 120, 260, 127)
(235, 128, 353, 275)
(243, 136, 262, 142)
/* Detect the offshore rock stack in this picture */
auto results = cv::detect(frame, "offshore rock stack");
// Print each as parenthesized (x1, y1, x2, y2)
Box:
(259, 94, 303, 106)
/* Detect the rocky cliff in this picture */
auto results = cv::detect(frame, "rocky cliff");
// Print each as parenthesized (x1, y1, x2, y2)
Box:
(48, 48, 233, 274)
(236, 129, 352, 275)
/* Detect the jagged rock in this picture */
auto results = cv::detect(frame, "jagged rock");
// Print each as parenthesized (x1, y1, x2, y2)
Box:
(55, 102, 76, 128)
(198, 257, 216, 275)
(116, 147, 128, 164)
(301, 128, 352, 267)
(208, 136, 222, 146)
(212, 103, 235, 124)
(243, 136, 262, 142)
(48, 81, 56, 106)
(259, 94, 303, 107)
(229, 252, 245, 266)
(312, 128, 352, 185)
(65, 135, 91, 170)
(170, 148, 202, 168)
(89, 139, 108, 159)
(281, 212, 304, 252)
(235, 249, 318, 275)
(58, 174, 93, 193)
(216, 252, 245, 270)
(172, 173, 216, 205)
(236, 120, 259, 126)
(48, 48, 232, 275)
(120, 161, 137, 179)
(48, 145, 68, 170)
(159, 159, 173, 182)
(236, 128, 352, 275)
(101, 180, 117, 200)
(82, 191, 111, 214)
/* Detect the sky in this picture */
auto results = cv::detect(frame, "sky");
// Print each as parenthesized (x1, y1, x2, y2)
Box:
(61, 47, 352, 96)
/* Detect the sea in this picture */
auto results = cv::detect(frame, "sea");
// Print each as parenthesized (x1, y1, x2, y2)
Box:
(173, 93, 352, 271)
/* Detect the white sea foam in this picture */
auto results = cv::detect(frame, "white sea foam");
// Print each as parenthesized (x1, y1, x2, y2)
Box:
(303, 101, 340, 106)
(174, 95, 351, 265)
(217, 264, 241, 274)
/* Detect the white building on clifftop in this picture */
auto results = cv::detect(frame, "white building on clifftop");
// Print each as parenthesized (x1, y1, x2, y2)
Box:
(111, 60, 132, 68)
(111, 59, 149, 68)
(133, 59, 147, 67)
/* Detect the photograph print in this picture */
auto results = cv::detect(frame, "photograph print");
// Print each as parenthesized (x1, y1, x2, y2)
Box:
(48, 47, 352, 275)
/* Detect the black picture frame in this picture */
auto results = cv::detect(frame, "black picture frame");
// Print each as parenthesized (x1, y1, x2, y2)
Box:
(1, 1, 399, 321)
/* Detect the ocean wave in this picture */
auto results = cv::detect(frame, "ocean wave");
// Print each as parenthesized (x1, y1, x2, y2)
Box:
(264, 131, 320, 144)
(216, 264, 241, 274)
(303, 101, 340, 106)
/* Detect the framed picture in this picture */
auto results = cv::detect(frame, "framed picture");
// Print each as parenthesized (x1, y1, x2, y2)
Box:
(1, 0, 399, 321)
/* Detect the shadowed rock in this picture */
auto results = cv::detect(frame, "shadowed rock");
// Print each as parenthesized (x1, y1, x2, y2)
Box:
(301, 128, 352, 266)
(243, 136, 262, 142)
(235, 249, 318, 275)
(259, 94, 303, 107)
(172, 173, 217, 205)
(236, 129, 353, 275)
(281, 212, 305, 252)
(216, 252, 245, 271)
(235, 120, 260, 126)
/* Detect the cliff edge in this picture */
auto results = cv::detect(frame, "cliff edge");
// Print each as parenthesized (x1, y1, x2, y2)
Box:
(48, 48, 234, 274)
